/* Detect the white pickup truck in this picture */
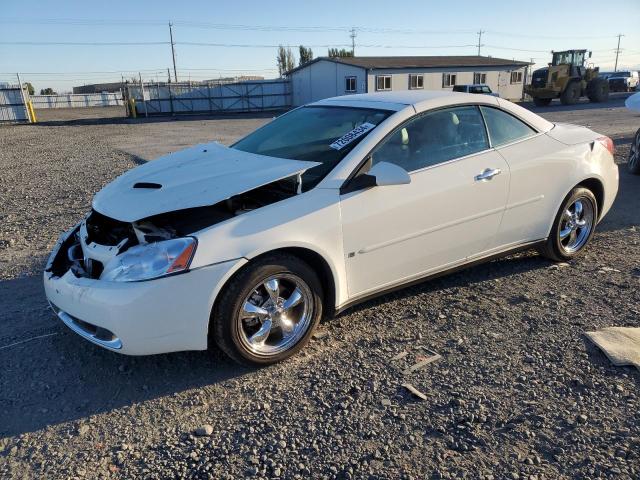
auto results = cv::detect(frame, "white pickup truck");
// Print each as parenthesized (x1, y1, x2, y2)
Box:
(606, 71, 639, 92)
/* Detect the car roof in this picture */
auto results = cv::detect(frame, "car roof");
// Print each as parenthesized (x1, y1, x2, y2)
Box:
(311, 90, 554, 133)
(313, 90, 464, 110)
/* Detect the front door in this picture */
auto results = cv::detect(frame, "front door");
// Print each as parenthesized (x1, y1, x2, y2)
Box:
(339, 105, 510, 297)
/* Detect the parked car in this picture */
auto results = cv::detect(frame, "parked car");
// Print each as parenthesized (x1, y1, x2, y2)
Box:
(452, 84, 499, 97)
(607, 71, 639, 92)
(626, 92, 640, 174)
(44, 90, 619, 365)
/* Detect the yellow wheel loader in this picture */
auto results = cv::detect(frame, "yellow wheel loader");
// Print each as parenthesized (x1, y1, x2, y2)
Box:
(525, 50, 609, 106)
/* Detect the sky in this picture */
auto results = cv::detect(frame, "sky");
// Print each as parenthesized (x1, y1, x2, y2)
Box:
(1, 0, 639, 93)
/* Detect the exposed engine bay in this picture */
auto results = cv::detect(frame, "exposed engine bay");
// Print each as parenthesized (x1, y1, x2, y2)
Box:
(46, 176, 300, 280)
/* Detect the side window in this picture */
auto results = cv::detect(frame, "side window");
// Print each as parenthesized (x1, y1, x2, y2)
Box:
(371, 106, 489, 172)
(480, 106, 536, 147)
(376, 75, 392, 91)
(345, 76, 357, 93)
(442, 73, 457, 87)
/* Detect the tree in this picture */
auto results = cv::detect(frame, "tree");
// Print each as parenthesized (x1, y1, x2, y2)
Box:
(276, 45, 295, 77)
(299, 45, 314, 66)
(40, 88, 56, 95)
(23, 82, 35, 95)
(328, 48, 354, 58)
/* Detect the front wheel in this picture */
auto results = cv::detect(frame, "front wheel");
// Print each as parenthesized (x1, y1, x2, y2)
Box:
(628, 128, 640, 175)
(587, 78, 609, 103)
(212, 254, 323, 365)
(538, 187, 598, 262)
(560, 81, 582, 105)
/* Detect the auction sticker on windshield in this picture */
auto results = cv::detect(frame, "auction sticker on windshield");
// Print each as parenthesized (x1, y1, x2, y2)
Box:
(329, 122, 376, 150)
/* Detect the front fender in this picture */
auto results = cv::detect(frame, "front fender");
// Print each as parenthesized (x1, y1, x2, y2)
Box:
(191, 188, 348, 307)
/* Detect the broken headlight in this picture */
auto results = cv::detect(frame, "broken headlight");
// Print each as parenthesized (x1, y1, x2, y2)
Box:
(100, 237, 197, 282)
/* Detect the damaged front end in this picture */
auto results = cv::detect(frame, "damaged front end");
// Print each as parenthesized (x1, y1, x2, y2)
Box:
(46, 175, 302, 282)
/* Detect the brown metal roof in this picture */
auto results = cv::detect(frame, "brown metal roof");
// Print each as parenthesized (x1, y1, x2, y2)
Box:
(286, 55, 530, 75)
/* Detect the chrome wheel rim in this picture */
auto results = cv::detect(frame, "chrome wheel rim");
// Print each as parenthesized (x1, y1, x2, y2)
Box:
(558, 198, 594, 254)
(237, 274, 313, 356)
(629, 131, 640, 169)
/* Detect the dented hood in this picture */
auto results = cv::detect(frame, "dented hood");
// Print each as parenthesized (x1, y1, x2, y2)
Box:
(92, 142, 319, 222)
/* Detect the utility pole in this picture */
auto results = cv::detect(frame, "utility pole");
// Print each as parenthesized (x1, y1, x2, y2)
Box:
(350, 28, 357, 56)
(477, 30, 485, 56)
(169, 22, 178, 82)
(167, 67, 171, 83)
(614, 33, 624, 72)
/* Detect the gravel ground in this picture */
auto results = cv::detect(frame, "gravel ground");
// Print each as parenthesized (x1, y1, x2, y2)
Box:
(1, 95, 639, 479)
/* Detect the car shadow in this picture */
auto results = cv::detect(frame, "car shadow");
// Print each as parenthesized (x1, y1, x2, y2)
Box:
(595, 147, 639, 233)
(0, 274, 251, 438)
(335, 248, 551, 320)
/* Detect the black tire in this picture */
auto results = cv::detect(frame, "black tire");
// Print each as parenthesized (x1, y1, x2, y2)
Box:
(212, 253, 323, 366)
(538, 187, 598, 262)
(587, 78, 609, 103)
(629, 128, 640, 175)
(533, 97, 553, 107)
(560, 81, 581, 105)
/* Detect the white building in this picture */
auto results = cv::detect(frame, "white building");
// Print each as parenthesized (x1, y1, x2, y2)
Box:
(286, 55, 531, 106)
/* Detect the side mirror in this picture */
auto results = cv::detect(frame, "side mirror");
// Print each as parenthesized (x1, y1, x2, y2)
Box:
(369, 161, 411, 186)
(340, 161, 410, 194)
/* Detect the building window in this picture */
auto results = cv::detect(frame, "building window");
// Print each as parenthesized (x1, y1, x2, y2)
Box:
(473, 72, 487, 84)
(442, 73, 457, 87)
(510, 71, 523, 84)
(376, 75, 392, 91)
(409, 74, 424, 89)
(345, 76, 357, 93)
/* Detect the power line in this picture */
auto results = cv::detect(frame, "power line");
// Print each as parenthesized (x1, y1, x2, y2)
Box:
(0, 69, 167, 74)
(485, 30, 620, 40)
(0, 41, 169, 46)
(484, 45, 551, 53)
(0, 18, 624, 40)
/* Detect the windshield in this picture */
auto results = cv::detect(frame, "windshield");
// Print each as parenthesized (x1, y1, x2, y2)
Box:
(552, 51, 584, 66)
(233, 105, 391, 189)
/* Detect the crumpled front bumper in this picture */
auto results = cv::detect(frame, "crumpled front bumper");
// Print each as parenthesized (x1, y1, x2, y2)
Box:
(44, 226, 245, 355)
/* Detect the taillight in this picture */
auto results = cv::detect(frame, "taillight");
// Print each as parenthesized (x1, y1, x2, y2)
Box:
(596, 136, 615, 156)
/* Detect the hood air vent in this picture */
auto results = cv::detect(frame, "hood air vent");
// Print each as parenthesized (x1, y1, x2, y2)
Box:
(133, 182, 162, 189)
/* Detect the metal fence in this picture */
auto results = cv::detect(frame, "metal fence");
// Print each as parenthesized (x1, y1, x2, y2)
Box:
(0, 85, 30, 123)
(127, 79, 291, 116)
(30, 92, 124, 109)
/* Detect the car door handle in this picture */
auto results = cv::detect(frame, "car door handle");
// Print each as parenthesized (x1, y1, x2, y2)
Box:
(475, 168, 502, 182)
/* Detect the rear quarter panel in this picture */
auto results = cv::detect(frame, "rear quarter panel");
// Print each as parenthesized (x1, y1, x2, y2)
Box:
(495, 131, 617, 247)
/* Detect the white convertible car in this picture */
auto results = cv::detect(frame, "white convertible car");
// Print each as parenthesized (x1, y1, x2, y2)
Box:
(44, 91, 618, 365)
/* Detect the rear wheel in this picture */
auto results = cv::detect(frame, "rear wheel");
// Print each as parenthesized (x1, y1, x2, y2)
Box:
(587, 78, 609, 103)
(538, 187, 598, 262)
(629, 128, 640, 175)
(212, 254, 323, 366)
(533, 97, 553, 107)
(560, 81, 581, 105)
